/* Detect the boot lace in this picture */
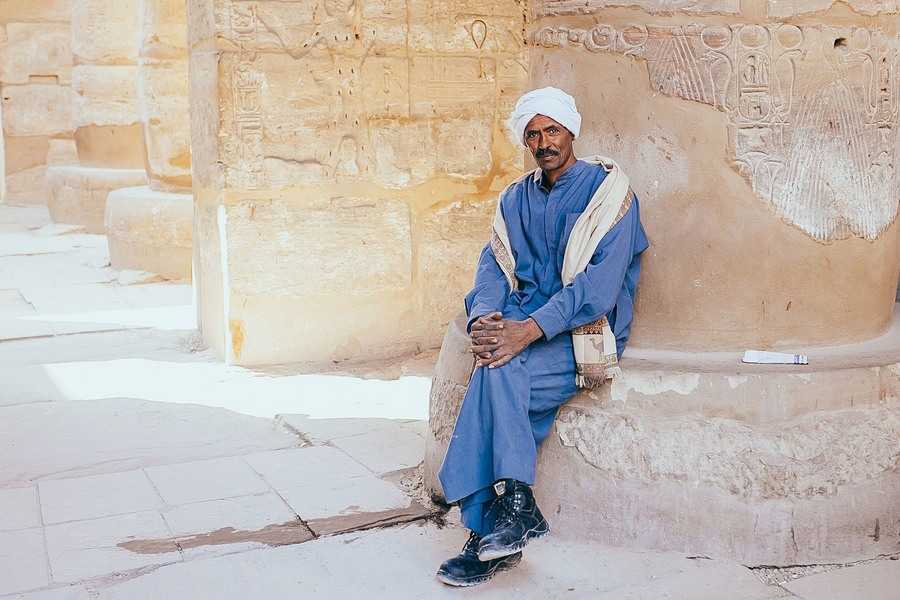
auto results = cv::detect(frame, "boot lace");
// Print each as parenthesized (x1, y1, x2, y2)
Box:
(462, 531, 481, 554)
(494, 489, 525, 529)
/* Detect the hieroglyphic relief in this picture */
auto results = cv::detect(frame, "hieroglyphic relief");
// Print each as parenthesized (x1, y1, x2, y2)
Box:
(213, 0, 527, 190)
(535, 0, 740, 16)
(534, 23, 900, 241)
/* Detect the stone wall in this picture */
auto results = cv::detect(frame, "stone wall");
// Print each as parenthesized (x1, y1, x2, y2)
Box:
(0, 0, 76, 205)
(531, 0, 900, 350)
(188, 0, 528, 365)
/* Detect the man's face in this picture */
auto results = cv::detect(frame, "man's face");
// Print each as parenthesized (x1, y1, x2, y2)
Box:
(524, 115, 574, 171)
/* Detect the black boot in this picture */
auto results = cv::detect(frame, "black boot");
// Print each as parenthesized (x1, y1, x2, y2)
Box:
(436, 531, 522, 587)
(477, 479, 549, 561)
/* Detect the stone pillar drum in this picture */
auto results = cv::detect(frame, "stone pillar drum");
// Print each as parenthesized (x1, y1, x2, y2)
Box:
(187, 0, 527, 365)
(46, 0, 146, 233)
(105, 0, 193, 280)
(424, 0, 900, 566)
(0, 1, 77, 205)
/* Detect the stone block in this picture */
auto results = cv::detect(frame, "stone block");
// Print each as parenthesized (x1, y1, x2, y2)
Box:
(45, 511, 179, 583)
(105, 186, 193, 280)
(0, 486, 40, 531)
(782, 560, 900, 600)
(244, 447, 412, 521)
(139, 61, 192, 190)
(531, 28, 900, 350)
(71, 65, 140, 129)
(46, 138, 77, 165)
(71, 0, 140, 65)
(139, 0, 189, 60)
(47, 166, 147, 233)
(188, 0, 526, 364)
(0, 528, 49, 595)
(0, 0, 70, 24)
(39, 469, 165, 525)
(6, 165, 48, 206)
(220, 195, 415, 364)
(145, 456, 268, 505)
(1, 83, 72, 136)
(425, 311, 900, 565)
(0, 23, 71, 85)
(418, 197, 494, 342)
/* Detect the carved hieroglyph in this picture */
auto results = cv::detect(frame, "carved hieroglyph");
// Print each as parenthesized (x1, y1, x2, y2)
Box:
(534, 23, 900, 242)
(535, 0, 740, 16)
(210, 0, 526, 191)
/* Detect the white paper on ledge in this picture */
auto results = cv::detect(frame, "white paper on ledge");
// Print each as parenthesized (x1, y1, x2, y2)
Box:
(742, 350, 809, 365)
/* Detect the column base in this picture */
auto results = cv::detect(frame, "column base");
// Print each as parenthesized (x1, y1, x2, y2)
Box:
(105, 185, 193, 281)
(46, 166, 147, 233)
(425, 311, 900, 565)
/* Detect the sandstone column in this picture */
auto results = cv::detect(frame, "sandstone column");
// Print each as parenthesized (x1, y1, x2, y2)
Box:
(188, 0, 526, 365)
(105, 0, 193, 280)
(425, 0, 900, 566)
(46, 0, 147, 232)
(0, 1, 77, 205)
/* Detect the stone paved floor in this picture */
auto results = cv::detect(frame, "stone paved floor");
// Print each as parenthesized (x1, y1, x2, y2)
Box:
(1, 204, 896, 599)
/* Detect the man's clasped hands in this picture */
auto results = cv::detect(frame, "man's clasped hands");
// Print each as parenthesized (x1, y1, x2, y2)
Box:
(469, 312, 544, 369)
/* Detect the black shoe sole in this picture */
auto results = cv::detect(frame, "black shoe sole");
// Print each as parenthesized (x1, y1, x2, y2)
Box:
(477, 521, 550, 562)
(435, 553, 523, 587)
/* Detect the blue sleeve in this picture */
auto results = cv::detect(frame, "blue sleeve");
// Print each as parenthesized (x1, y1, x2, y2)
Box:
(464, 243, 510, 332)
(529, 203, 639, 341)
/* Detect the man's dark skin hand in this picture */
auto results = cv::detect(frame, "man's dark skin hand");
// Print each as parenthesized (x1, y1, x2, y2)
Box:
(470, 312, 544, 369)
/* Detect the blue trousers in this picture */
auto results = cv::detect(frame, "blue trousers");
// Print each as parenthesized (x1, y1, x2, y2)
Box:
(438, 331, 578, 536)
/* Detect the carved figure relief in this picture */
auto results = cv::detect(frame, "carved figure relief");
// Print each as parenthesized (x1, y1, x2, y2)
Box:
(533, 23, 900, 241)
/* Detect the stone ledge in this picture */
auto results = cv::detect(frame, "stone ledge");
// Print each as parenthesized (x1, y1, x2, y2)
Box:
(46, 166, 147, 233)
(424, 311, 900, 565)
(105, 186, 193, 281)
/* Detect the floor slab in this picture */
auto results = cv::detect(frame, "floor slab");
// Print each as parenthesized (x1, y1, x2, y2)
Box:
(0, 398, 297, 487)
(0, 528, 50, 595)
(39, 470, 164, 525)
(0, 486, 41, 531)
(330, 423, 425, 475)
(783, 560, 900, 600)
(244, 447, 412, 521)
(44, 511, 179, 584)
(145, 457, 270, 505)
(93, 522, 790, 600)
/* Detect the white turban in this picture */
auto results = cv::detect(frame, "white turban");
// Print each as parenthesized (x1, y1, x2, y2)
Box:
(507, 87, 582, 147)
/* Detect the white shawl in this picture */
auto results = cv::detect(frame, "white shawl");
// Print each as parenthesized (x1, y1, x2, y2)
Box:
(490, 155, 634, 388)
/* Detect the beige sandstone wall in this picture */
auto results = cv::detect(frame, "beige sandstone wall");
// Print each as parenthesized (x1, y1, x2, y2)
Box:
(0, 0, 76, 205)
(71, 0, 143, 169)
(531, 0, 900, 350)
(138, 0, 192, 192)
(188, 0, 527, 365)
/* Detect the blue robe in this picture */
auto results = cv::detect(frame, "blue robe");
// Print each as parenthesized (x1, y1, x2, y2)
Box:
(438, 159, 649, 535)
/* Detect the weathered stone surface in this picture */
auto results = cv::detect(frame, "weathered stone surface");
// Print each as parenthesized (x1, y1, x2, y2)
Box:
(220, 196, 416, 364)
(0, 23, 71, 85)
(533, 0, 741, 16)
(71, 65, 140, 129)
(71, 0, 140, 65)
(189, 0, 527, 365)
(138, 0, 192, 191)
(425, 311, 900, 564)
(530, 16, 900, 350)
(47, 166, 147, 233)
(0, 0, 70, 24)
(105, 186, 193, 281)
(418, 199, 493, 343)
(1, 84, 71, 137)
(768, 0, 899, 17)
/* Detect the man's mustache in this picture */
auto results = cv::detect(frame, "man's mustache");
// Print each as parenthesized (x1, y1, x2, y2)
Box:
(535, 148, 560, 158)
